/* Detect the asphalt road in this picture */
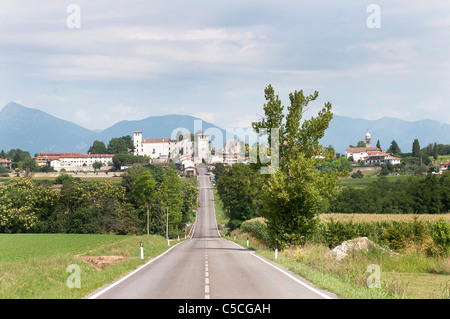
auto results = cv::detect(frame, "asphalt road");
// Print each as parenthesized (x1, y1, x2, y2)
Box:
(89, 168, 337, 299)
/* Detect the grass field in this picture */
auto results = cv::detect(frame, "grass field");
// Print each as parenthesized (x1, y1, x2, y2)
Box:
(338, 173, 411, 188)
(0, 233, 178, 298)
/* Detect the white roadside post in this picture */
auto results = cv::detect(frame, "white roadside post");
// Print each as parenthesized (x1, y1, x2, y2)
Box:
(140, 242, 144, 260)
(247, 237, 249, 247)
(275, 244, 278, 260)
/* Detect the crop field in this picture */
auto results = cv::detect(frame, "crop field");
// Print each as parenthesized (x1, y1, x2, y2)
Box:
(319, 213, 450, 224)
(0, 233, 175, 298)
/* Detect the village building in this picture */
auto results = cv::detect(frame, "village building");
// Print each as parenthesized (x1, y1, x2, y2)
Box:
(0, 158, 12, 170)
(35, 152, 81, 167)
(133, 132, 174, 160)
(345, 131, 400, 165)
(34, 152, 114, 171)
(134, 131, 211, 164)
(363, 151, 401, 165)
(345, 131, 381, 162)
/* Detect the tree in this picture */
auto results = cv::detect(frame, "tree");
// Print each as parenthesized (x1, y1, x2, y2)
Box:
(157, 167, 183, 237)
(92, 161, 103, 172)
(251, 85, 340, 247)
(433, 142, 438, 161)
(412, 139, 421, 158)
(133, 171, 156, 235)
(88, 140, 107, 154)
(217, 163, 263, 230)
(387, 140, 401, 155)
(376, 140, 381, 149)
(356, 141, 366, 148)
(107, 135, 134, 154)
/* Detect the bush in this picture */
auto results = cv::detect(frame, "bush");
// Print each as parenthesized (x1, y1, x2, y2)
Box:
(240, 219, 271, 246)
(432, 218, 450, 255)
(320, 219, 357, 248)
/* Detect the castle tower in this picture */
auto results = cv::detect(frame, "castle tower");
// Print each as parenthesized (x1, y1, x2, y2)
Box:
(195, 132, 211, 163)
(365, 130, 371, 148)
(133, 131, 142, 155)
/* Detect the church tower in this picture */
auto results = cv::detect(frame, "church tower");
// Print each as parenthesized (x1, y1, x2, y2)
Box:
(365, 130, 371, 148)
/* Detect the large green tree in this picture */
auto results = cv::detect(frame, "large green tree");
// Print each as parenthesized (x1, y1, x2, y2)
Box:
(88, 140, 107, 154)
(107, 135, 134, 154)
(412, 139, 421, 158)
(251, 85, 340, 247)
(133, 171, 156, 235)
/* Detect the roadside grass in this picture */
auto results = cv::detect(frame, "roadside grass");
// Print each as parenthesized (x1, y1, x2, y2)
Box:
(0, 233, 177, 298)
(213, 188, 450, 299)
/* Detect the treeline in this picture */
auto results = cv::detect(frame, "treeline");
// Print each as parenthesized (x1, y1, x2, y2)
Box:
(0, 164, 198, 236)
(328, 172, 450, 214)
(0, 149, 55, 174)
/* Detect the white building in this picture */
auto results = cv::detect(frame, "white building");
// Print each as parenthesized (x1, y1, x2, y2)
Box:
(194, 132, 211, 163)
(133, 131, 175, 160)
(50, 153, 114, 170)
(363, 151, 401, 165)
(345, 131, 381, 162)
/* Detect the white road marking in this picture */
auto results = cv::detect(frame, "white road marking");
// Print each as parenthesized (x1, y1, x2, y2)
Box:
(227, 240, 334, 299)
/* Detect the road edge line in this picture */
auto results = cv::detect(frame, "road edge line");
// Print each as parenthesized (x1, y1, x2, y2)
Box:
(227, 240, 334, 299)
(86, 239, 189, 299)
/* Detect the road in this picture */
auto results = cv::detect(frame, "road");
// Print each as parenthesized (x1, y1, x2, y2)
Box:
(89, 167, 337, 299)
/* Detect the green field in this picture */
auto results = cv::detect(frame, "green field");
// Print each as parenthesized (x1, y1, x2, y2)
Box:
(0, 233, 177, 298)
(339, 172, 410, 188)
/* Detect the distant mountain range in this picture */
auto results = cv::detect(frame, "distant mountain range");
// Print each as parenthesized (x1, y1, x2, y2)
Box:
(1, 101, 449, 156)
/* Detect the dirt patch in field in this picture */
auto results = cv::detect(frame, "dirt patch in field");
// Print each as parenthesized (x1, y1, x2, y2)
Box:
(79, 256, 134, 270)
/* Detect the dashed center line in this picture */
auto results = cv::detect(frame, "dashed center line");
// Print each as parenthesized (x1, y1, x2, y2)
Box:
(205, 253, 210, 299)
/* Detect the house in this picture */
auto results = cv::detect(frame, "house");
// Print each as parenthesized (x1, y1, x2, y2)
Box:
(363, 151, 401, 165)
(0, 158, 12, 170)
(35, 152, 81, 166)
(440, 161, 449, 172)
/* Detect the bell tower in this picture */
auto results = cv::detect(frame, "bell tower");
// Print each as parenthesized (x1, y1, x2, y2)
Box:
(365, 130, 371, 148)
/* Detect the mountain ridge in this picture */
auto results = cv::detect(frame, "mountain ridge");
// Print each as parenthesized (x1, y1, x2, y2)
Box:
(0, 102, 449, 156)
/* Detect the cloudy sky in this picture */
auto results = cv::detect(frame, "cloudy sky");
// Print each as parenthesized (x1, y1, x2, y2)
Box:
(0, 0, 449, 130)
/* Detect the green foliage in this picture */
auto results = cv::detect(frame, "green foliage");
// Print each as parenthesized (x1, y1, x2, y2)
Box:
(320, 219, 358, 248)
(112, 153, 150, 170)
(107, 135, 134, 154)
(329, 173, 450, 214)
(216, 163, 263, 230)
(0, 178, 59, 233)
(322, 157, 352, 174)
(240, 219, 271, 246)
(351, 170, 363, 179)
(88, 140, 107, 154)
(432, 218, 450, 255)
(251, 84, 339, 248)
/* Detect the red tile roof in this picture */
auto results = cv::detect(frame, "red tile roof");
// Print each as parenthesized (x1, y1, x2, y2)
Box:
(141, 138, 170, 143)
